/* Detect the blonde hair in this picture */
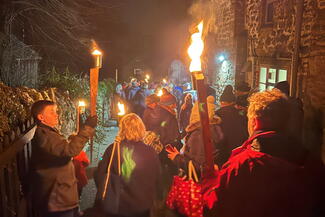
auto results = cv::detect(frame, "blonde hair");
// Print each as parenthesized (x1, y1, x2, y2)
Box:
(118, 113, 146, 142)
(248, 89, 289, 130)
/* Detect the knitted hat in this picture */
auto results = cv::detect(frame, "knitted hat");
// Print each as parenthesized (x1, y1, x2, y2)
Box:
(145, 94, 160, 105)
(159, 93, 177, 106)
(189, 96, 216, 125)
(274, 81, 289, 96)
(220, 86, 236, 103)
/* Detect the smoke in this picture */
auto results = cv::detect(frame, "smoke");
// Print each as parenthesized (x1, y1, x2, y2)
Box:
(91, 39, 101, 51)
(188, 0, 218, 38)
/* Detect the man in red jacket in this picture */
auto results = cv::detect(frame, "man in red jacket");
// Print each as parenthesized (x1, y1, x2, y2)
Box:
(212, 89, 325, 217)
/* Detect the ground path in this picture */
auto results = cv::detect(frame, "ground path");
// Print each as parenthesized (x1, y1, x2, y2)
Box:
(81, 123, 119, 211)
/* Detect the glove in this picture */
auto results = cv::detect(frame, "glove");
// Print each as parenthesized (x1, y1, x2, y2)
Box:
(84, 115, 98, 128)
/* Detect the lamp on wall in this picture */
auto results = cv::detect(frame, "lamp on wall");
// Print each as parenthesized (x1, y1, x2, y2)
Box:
(218, 55, 225, 62)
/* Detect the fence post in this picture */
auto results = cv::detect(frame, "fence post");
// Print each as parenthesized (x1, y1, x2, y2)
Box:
(0, 135, 9, 217)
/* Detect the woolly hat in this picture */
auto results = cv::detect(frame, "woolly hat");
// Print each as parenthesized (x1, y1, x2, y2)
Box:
(220, 86, 236, 103)
(159, 93, 177, 106)
(189, 95, 216, 125)
(274, 81, 289, 96)
(145, 94, 160, 105)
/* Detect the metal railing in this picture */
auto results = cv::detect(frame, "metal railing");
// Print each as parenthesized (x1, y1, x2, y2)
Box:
(0, 118, 36, 217)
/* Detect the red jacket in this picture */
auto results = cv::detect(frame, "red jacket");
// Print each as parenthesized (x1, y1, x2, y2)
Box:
(213, 131, 323, 217)
(73, 151, 90, 189)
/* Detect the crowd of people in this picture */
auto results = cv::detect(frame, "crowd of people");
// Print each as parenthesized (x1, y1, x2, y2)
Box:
(28, 79, 324, 217)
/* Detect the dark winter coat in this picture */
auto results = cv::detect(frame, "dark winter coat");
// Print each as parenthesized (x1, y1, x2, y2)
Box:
(94, 140, 161, 216)
(213, 131, 325, 217)
(179, 103, 193, 133)
(174, 117, 223, 176)
(215, 105, 248, 165)
(30, 123, 94, 212)
(287, 97, 304, 143)
(126, 86, 140, 101)
(132, 88, 151, 118)
(150, 105, 181, 147)
(142, 107, 158, 131)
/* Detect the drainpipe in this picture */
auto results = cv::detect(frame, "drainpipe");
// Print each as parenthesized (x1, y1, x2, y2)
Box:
(290, 0, 304, 98)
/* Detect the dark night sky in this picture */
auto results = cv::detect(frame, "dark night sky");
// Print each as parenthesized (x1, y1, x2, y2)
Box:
(89, 0, 193, 80)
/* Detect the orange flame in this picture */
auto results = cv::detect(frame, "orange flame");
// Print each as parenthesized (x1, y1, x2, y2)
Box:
(117, 102, 125, 116)
(92, 49, 102, 56)
(78, 100, 86, 107)
(187, 21, 204, 72)
(157, 89, 163, 97)
(91, 39, 102, 55)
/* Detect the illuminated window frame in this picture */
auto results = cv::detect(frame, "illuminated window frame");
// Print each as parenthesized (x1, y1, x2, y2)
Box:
(259, 66, 288, 91)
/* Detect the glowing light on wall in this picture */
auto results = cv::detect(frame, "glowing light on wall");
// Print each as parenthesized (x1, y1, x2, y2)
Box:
(218, 55, 225, 62)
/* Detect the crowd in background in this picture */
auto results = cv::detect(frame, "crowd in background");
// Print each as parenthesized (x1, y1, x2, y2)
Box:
(29, 77, 324, 217)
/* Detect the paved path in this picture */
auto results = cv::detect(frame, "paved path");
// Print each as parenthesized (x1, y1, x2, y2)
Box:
(80, 125, 119, 211)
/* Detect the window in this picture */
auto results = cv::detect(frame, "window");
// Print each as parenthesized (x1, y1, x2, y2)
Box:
(265, 2, 274, 24)
(318, 0, 325, 9)
(262, 0, 275, 26)
(259, 67, 287, 91)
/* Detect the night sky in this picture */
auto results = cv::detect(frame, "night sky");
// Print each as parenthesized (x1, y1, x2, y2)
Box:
(88, 0, 193, 80)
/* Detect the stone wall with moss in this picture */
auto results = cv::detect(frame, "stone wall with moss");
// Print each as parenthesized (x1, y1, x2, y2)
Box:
(0, 82, 77, 140)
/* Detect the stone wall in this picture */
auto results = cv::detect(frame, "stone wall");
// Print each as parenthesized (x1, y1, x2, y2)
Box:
(246, 0, 321, 56)
(0, 82, 77, 141)
(245, 0, 325, 161)
(205, 0, 237, 101)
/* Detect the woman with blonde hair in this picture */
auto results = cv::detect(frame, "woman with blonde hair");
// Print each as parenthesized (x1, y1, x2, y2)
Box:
(94, 113, 161, 217)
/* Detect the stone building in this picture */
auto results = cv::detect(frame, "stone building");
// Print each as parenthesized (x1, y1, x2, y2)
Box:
(205, 0, 247, 99)
(245, 0, 325, 159)
(0, 33, 41, 88)
(206, 0, 325, 160)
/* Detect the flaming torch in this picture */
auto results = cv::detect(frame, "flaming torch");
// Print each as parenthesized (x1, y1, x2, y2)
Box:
(76, 100, 86, 132)
(117, 102, 126, 116)
(90, 48, 102, 116)
(188, 21, 214, 177)
(117, 102, 126, 124)
(157, 89, 163, 97)
(145, 74, 150, 83)
(89, 47, 103, 162)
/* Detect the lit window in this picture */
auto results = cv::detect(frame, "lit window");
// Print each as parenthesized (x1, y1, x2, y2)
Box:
(259, 67, 288, 91)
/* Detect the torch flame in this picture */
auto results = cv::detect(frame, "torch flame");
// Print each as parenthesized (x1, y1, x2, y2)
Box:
(78, 100, 86, 107)
(92, 49, 102, 56)
(157, 89, 163, 97)
(117, 102, 125, 116)
(187, 21, 204, 72)
(162, 79, 167, 84)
